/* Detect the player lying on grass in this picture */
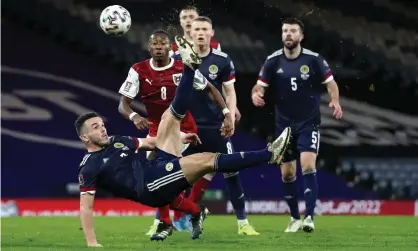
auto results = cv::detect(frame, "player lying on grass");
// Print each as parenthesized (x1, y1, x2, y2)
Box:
(77, 37, 291, 247)
(117, 29, 233, 238)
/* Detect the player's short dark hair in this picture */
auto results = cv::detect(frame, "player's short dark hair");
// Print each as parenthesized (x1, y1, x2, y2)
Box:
(180, 5, 199, 14)
(282, 17, 304, 32)
(75, 112, 100, 136)
(193, 16, 212, 24)
(149, 29, 170, 41)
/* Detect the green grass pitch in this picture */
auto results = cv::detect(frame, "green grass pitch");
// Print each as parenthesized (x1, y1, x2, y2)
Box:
(2, 216, 418, 250)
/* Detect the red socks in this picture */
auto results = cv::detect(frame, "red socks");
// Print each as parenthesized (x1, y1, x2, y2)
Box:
(162, 178, 211, 223)
(169, 193, 200, 216)
(174, 192, 185, 220)
(188, 177, 211, 203)
(158, 205, 171, 225)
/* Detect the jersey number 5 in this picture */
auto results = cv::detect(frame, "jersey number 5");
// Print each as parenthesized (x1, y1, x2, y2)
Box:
(161, 87, 167, 100)
(310, 131, 320, 152)
(291, 77, 297, 91)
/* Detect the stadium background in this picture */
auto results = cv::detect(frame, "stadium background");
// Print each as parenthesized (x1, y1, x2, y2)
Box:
(2, 0, 418, 217)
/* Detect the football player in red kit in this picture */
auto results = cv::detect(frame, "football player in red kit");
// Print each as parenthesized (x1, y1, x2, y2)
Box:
(118, 30, 231, 240)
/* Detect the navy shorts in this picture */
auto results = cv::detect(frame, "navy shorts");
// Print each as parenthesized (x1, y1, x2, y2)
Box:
(139, 148, 190, 207)
(276, 124, 320, 163)
(184, 127, 234, 154)
(183, 127, 237, 177)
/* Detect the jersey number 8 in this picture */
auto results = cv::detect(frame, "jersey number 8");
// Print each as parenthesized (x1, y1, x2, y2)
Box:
(161, 87, 167, 100)
(226, 142, 233, 154)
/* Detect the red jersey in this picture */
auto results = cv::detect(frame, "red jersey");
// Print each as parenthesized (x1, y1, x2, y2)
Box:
(119, 58, 197, 136)
(170, 38, 221, 56)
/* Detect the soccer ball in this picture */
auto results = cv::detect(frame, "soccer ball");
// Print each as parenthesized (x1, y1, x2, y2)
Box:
(99, 5, 131, 36)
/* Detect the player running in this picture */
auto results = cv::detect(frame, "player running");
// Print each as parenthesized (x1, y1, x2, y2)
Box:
(251, 18, 343, 233)
(78, 37, 291, 247)
(172, 16, 259, 235)
(118, 30, 232, 239)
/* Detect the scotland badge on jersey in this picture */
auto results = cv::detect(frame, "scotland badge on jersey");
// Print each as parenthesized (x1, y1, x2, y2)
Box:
(208, 64, 218, 80)
(114, 142, 125, 149)
(300, 65, 310, 80)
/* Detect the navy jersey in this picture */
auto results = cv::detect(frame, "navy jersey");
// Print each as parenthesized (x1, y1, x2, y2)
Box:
(78, 135, 145, 202)
(174, 49, 236, 128)
(257, 48, 333, 128)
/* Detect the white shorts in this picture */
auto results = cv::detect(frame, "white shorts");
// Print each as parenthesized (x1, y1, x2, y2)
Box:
(146, 132, 190, 159)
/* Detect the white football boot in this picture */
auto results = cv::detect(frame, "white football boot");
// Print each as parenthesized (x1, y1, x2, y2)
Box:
(268, 127, 292, 164)
(284, 217, 302, 233)
(174, 36, 201, 70)
(302, 216, 315, 232)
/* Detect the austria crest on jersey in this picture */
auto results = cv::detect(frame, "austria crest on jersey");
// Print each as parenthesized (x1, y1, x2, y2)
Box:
(172, 73, 182, 86)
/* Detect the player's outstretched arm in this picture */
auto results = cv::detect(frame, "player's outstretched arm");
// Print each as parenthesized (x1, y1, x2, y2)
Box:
(80, 193, 101, 247)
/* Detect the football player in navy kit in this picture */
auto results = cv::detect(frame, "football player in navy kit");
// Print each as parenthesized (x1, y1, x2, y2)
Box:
(77, 37, 292, 247)
(252, 17, 343, 233)
(173, 16, 259, 235)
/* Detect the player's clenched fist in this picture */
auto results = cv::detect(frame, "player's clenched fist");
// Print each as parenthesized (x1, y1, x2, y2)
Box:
(131, 114, 153, 130)
(252, 91, 265, 107)
(221, 113, 234, 137)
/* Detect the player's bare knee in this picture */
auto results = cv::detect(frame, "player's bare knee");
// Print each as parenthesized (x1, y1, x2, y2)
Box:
(199, 152, 217, 170)
(281, 161, 297, 178)
(180, 153, 217, 184)
(301, 161, 316, 172)
(300, 152, 317, 173)
(301, 164, 316, 174)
